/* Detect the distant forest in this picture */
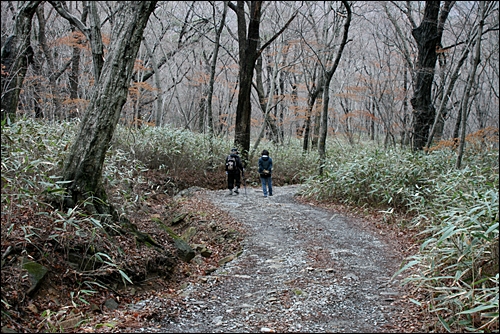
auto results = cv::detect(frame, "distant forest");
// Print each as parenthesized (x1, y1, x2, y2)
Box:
(2, 1, 498, 152)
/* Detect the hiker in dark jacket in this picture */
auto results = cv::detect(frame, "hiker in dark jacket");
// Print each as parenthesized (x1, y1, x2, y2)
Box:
(258, 149, 273, 197)
(225, 148, 244, 195)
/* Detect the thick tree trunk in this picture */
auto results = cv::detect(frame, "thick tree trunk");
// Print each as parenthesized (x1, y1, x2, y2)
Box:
(410, 1, 440, 151)
(62, 1, 157, 213)
(302, 86, 322, 152)
(1, 1, 42, 123)
(410, 1, 454, 151)
(232, 1, 262, 162)
(230, 1, 296, 161)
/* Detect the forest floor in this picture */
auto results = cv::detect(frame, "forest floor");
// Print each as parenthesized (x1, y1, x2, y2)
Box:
(1, 176, 430, 333)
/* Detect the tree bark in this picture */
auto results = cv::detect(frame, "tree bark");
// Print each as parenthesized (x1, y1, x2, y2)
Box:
(1, 1, 42, 123)
(62, 1, 157, 213)
(302, 80, 323, 152)
(410, 1, 454, 150)
(456, 1, 486, 169)
(35, 5, 64, 120)
(207, 1, 228, 136)
(318, 0, 351, 173)
(230, 1, 297, 161)
(231, 1, 262, 162)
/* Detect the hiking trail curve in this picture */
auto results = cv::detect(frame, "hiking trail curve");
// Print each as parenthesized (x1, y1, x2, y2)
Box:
(136, 185, 419, 333)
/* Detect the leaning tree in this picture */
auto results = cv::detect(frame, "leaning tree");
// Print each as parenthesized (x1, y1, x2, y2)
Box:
(50, 1, 158, 218)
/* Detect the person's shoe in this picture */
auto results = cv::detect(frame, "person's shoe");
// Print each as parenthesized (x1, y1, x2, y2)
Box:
(228, 190, 233, 195)
(234, 188, 239, 194)
(269, 193, 273, 196)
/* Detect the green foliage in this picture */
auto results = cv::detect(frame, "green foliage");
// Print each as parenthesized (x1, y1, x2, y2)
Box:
(298, 142, 499, 332)
(110, 126, 319, 187)
(3, 119, 498, 332)
(1, 119, 140, 311)
(397, 189, 498, 332)
(1, 118, 75, 210)
(112, 125, 228, 173)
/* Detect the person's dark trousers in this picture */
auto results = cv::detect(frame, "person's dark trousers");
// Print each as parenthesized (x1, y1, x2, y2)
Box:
(227, 172, 241, 190)
(260, 176, 273, 197)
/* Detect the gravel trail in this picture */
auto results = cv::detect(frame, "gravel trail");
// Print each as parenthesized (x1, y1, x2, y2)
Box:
(141, 185, 408, 333)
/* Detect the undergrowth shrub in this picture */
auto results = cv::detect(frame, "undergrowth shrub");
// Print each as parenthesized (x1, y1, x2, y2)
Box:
(4, 118, 497, 333)
(1, 119, 75, 211)
(111, 126, 319, 188)
(112, 125, 228, 172)
(397, 189, 498, 332)
(1, 119, 142, 314)
(298, 141, 499, 332)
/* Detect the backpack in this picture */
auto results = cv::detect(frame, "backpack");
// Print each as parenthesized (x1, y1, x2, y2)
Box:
(226, 155, 237, 171)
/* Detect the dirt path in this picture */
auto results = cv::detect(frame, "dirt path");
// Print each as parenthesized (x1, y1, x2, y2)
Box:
(140, 185, 414, 333)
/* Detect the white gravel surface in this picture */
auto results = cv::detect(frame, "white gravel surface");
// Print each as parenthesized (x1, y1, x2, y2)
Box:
(137, 185, 410, 333)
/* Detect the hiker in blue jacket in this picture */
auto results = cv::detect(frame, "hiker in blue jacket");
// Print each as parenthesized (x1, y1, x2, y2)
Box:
(225, 148, 244, 195)
(258, 149, 273, 197)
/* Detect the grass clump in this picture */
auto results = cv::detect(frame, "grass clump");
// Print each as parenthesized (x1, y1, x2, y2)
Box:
(111, 127, 319, 188)
(298, 142, 499, 332)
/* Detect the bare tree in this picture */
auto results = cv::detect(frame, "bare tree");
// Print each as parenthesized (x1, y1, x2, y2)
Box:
(317, 1, 352, 174)
(251, 40, 285, 160)
(294, 1, 351, 154)
(228, 0, 297, 161)
(206, 1, 228, 135)
(54, 1, 158, 217)
(1, 1, 42, 123)
(456, 1, 489, 168)
(410, 1, 455, 151)
(2, 1, 497, 151)
(229, 0, 263, 161)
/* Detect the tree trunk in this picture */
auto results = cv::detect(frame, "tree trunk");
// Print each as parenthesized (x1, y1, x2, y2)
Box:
(410, 1, 440, 151)
(62, 1, 157, 214)
(143, 39, 163, 127)
(410, 1, 454, 150)
(1, 1, 42, 123)
(232, 1, 262, 162)
(35, 6, 64, 120)
(456, 1, 486, 169)
(230, 1, 296, 161)
(207, 1, 228, 136)
(302, 84, 323, 152)
(318, 1, 352, 169)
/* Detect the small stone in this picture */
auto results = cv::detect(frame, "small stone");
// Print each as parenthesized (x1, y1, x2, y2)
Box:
(104, 298, 119, 310)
